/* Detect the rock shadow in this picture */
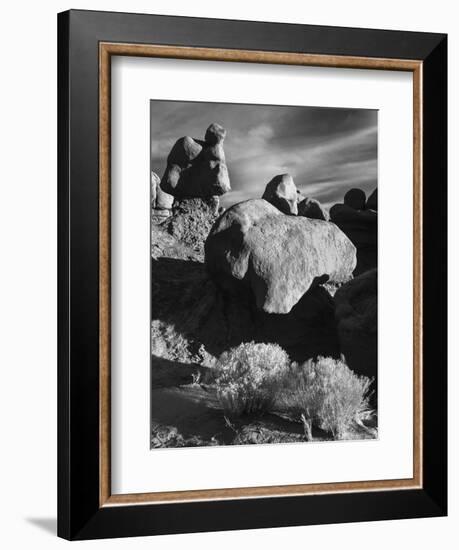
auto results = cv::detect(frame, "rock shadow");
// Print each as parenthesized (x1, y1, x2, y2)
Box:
(151, 256, 340, 363)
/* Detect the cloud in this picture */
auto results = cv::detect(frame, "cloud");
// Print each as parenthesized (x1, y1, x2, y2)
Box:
(150, 101, 377, 207)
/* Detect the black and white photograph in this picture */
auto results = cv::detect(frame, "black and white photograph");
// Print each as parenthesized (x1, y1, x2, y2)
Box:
(0, 1, 451, 546)
(150, 100, 378, 448)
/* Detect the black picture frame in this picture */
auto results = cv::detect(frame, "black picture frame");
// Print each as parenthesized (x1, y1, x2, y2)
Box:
(58, 9, 447, 540)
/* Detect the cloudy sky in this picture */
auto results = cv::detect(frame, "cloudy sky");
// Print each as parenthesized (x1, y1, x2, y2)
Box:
(150, 100, 377, 209)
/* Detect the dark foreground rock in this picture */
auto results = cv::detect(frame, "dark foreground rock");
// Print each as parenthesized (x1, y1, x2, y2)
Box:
(366, 188, 377, 210)
(335, 269, 377, 401)
(160, 123, 231, 198)
(205, 198, 356, 314)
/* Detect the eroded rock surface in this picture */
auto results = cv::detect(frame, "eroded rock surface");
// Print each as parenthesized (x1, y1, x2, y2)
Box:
(162, 197, 220, 260)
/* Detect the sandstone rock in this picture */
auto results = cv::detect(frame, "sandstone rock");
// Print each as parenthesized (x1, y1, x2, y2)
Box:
(205, 199, 356, 314)
(297, 197, 328, 220)
(335, 269, 377, 399)
(152, 171, 174, 210)
(262, 174, 298, 215)
(366, 188, 377, 211)
(160, 124, 231, 198)
(330, 190, 377, 276)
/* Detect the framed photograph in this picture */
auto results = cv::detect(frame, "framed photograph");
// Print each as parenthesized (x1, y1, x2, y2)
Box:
(58, 9, 447, 540)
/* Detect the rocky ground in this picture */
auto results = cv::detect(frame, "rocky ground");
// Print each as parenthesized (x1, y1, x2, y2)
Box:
(151, 373, 377, 448)
(150, 200, 377, 447)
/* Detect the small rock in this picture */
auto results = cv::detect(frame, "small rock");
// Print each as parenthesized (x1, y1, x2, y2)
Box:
(262, 174, 298, 215)
(344, 188, 366, 210)
(152, 171, 174, 210)
(205, 123, 227, 145)
(151, 208, 171, 222)
(298, 197, 328, 220)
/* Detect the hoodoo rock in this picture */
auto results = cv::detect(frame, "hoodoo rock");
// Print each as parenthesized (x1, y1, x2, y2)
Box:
(160, 123, 231, 198)
(262, 174, 299, 215)
(297, 197, 328, 221)
(205, 199, 356, 314)
(330, 188, 377, 275)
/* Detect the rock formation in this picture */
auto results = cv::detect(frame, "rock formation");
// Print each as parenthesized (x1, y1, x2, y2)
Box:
(343, 188, 366, 210)
(205, 199, 356, 314)
(151, 171, 158, 206)
(366, 188, 377, 211)
(160, 123, 231, 198)
(162, 197, 220, 260)
(262, 174, 298, 215)
(335, 269, 377, 401)
(329, 188, 377, 275)
(151, 171, 174, 224)
(297, 197, 328, 220)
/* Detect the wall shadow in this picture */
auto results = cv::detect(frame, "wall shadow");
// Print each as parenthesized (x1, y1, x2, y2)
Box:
(25, 517, 57, 536)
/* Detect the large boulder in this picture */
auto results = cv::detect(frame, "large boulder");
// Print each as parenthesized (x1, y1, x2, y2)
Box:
(330, 188, 377, 275)
(160, 123, 231, 198)
(262, 174, 298, 215)
(205, 199, 356, 314)
(335, 269, 377, 400)
(298, 197, 328, 220)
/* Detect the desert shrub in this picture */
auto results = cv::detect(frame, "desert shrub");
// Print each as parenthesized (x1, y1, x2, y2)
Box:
(279, 356, 373, 439)
(213, 342, 290, 417)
